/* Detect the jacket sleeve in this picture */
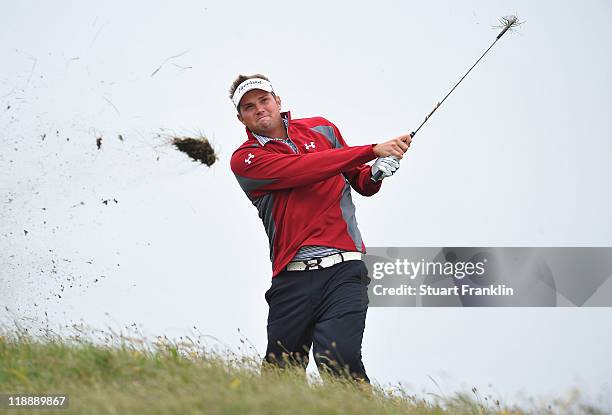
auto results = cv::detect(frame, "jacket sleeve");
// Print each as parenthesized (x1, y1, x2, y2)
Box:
(328, 123, 383, 197)
(231, 143, 377, 197)
(343, 163, 382, 196)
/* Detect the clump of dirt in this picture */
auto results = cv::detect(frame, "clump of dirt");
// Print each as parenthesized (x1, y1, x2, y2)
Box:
(171, 135, 217, 166)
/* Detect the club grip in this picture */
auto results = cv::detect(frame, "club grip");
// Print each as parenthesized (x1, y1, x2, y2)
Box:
(370, 132, 414, 182)
(371, 168, 385, 182)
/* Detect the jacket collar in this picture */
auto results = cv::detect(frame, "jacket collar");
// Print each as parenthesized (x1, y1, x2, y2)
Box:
(245, 111, 291, 146)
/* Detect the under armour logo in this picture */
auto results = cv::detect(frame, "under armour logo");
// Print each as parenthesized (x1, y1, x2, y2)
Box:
(245, 153, 255, 164)
(305, 142, 315, 150)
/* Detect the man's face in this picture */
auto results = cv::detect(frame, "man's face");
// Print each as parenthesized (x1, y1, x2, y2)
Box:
(237, 89, 283, 135)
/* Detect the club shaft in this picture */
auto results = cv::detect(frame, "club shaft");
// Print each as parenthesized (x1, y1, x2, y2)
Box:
(371, 24, 515, 182)
(412, 36, 499, 138)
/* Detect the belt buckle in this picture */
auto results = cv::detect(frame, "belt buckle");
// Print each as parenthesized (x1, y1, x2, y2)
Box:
(305, 258, 322, 270)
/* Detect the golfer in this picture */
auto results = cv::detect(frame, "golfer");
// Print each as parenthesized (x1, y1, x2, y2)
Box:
(229, 74, 411, 383)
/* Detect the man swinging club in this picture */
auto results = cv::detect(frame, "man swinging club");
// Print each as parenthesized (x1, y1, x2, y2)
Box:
(229, 74, 411, 383)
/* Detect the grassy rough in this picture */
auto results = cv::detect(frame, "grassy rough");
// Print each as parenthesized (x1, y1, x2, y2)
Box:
(0, 328, 604, 415)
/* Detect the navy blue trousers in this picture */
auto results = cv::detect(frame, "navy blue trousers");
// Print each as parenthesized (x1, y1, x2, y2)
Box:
(263, 260, 371, 383)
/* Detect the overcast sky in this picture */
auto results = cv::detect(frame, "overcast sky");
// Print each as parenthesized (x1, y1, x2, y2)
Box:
(1, 0, 611, 409)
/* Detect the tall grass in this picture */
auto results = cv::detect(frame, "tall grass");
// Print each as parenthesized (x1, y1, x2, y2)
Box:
(0, 323, 605, 415)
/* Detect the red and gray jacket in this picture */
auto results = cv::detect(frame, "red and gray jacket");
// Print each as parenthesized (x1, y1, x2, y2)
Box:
(230, 112, 382, 277)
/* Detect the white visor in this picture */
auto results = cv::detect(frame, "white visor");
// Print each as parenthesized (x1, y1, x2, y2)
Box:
(231, 78, 274, 109)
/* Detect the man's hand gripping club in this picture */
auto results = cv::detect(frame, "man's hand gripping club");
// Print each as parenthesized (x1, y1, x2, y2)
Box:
(370, 134, 412, 182)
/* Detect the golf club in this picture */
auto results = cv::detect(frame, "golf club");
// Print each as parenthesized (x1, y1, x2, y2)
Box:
(372, 15, 522, 182)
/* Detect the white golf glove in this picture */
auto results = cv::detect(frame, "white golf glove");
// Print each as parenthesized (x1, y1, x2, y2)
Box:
(371, 156, 400, 182)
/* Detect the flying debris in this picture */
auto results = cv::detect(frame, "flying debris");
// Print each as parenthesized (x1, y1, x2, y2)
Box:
(494, 15, 523, 38)
(170, 133, 218, 166)
(151, 50, 190, 77)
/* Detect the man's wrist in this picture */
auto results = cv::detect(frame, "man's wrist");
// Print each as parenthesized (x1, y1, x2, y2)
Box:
(370, 143, 378, 157)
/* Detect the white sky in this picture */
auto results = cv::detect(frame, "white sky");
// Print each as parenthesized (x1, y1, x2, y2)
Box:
(1, 0, 611, 409)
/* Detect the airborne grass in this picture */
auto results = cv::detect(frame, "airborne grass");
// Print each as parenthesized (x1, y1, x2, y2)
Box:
(0, 325, 604, 415)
